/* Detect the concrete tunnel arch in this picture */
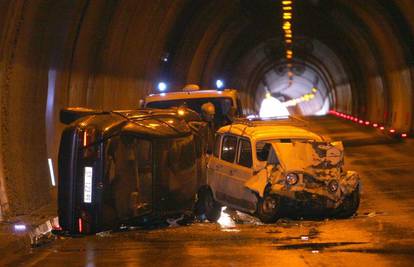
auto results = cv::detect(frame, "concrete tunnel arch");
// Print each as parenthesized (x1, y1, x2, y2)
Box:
(0, 0, 413, 218)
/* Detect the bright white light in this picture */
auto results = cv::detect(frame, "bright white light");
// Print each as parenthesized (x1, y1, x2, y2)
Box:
(14, 224, 26, 231)
(217, 207, 235, 229)
(157, 82, 167, 92)
(259, 96, 290, 118)
(216, 79, 224, 89)
(48, 158, 56, 186)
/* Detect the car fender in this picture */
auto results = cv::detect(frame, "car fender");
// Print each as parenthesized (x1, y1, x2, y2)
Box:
(244, 168, 268, 197)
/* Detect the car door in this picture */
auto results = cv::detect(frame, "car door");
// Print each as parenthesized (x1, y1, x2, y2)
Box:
(207, 134, 238, 204)
(224, 138, 257, 213)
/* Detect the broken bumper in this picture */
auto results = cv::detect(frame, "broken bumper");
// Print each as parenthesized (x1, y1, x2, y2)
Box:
(269, 171, 360, 209)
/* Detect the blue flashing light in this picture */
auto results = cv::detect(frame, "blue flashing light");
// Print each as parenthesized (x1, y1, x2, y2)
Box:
(157, 82, 167, 92)
(216, 79, 224, 89)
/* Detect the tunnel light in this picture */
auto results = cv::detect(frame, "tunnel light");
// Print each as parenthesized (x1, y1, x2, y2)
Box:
(389, 129, 396, 133)
(283, 6, 292, 10)
(401, 133, 408, 138)
(157, 82, 167, 92)
(282, 0, 292, 5)
(14, 224, 26, 232)
(312, 87, 318, 93)
(286, 39, 292, 44)
(380, 126, 385, 130)
(260, 95, 290, 118)
(365, 121, 370, 125)
(48, 158, 56, 187)
(216, 79, 224, 89)
(373, 123, 378, 128)
(283, 22, 291, 29)
(358, 120, 364, 124)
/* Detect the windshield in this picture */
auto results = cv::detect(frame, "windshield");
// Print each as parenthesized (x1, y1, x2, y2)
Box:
(146, 97, 235, 127)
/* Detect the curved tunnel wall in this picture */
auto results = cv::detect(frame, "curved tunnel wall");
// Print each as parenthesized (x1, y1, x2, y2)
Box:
(0, 0, 413, 217)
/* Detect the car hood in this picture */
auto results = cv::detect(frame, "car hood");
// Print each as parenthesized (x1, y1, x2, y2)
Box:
(270, 141, 344, 172)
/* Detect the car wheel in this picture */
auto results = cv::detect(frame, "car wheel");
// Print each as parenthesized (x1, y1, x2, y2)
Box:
(196, 187, 221, 222)
(333, 185, 360, 218)
(257, 194, 281, 223)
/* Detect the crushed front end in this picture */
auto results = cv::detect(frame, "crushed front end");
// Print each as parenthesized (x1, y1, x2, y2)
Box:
(267, 141, 360, 212)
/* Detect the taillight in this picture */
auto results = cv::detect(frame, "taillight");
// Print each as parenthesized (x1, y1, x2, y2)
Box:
(78, 128, 98, 158)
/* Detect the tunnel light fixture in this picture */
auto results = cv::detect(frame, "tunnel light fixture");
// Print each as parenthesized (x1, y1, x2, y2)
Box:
(380, 126, 385, 130)
(157, 82, 167, 92)
(281, 0, 294, 80)
(14, 224, 27, 232)
(389, 129, 396, 133)
(48, 158, 56, 187)
(401, 133, 408, 138)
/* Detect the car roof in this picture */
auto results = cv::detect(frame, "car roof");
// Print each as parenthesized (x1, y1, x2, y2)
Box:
(217, 123, 324, 142)
(145, 89, 237, 103)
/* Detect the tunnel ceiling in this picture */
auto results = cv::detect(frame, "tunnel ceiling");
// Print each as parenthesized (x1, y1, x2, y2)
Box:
(0, 0, 414, 216)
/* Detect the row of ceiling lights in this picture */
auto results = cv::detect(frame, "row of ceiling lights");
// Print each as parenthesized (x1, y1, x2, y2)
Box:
(283, 87, 318, 107)
(329, 111, 408, 138)
(282, 0, 294, 81)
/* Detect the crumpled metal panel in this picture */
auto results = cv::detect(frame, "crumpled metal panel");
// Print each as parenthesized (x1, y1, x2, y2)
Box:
(245, 140, 359, 207)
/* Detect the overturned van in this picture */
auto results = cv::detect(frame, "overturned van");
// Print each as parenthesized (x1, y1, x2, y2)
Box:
(199, 119, 360, 223)
(57, 107, 208, 235)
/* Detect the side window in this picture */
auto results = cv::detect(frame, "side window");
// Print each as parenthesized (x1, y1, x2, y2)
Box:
(238, 139, 252, 168)
(213, 134, 221, 158)
(221, 135, 237, 163)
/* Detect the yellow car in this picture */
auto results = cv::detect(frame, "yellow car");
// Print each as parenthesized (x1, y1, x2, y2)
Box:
(197, 118, 360, 223)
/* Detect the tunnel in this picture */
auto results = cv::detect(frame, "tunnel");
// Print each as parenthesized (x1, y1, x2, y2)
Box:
(0, 0, 413, 218)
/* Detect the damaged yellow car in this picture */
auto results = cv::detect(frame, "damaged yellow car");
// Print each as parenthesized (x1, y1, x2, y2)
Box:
(197, 120, 360, 223)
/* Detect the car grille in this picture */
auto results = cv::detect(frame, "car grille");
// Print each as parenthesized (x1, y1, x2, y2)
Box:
(303, 174, 325, 189)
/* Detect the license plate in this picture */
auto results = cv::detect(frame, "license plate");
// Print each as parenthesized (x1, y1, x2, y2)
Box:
(84, 167, 93, 203)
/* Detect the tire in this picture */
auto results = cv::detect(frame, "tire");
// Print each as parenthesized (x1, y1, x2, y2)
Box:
(195, 187, 221, 222)
(257, 194, 282, 223)
(333, 185, 360, 218)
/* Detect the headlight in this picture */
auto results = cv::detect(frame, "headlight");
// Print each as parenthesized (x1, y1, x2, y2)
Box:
(328, 180, 339, 192)
(286, 173, 299, 185)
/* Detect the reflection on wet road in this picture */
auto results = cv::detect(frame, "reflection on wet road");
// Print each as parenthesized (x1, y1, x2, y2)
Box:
(5, 116, 414, 266)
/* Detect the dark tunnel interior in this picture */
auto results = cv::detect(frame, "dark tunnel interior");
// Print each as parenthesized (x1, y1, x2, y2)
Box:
(0, 0, 413, 217)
